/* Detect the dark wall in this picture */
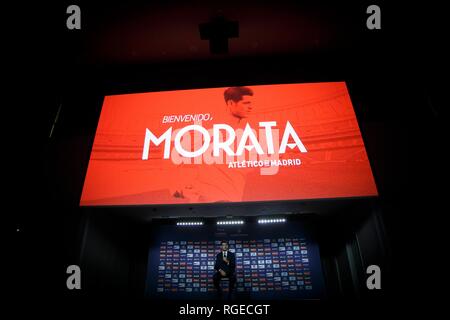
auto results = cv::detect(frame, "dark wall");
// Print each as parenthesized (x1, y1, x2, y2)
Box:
(319, 204, 391, 300)
(79, 213, 131, 295)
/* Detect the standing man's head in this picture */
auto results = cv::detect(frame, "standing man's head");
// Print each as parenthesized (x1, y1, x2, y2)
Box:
(221, 240, 229, 252)
(224, 87, 254, 119)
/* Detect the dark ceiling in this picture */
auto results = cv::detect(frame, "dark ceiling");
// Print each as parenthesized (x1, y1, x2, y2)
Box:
(79, 1, 365, 64)
(25, 1, 395, 68)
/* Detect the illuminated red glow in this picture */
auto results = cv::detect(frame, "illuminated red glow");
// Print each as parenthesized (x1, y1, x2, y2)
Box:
(80, 82, 378, 205)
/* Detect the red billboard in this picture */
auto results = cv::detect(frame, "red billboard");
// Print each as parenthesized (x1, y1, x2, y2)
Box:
(80, 82, 378, 206)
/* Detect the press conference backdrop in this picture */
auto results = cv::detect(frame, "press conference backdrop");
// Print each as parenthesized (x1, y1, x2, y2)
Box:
(146, 221, 325, 300)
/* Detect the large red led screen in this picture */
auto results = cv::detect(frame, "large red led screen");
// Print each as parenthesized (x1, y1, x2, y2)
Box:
(80, 82, 377, 206)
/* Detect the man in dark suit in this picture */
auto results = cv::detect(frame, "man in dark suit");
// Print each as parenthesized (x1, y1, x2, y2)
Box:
(213, 240, 236, 297)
